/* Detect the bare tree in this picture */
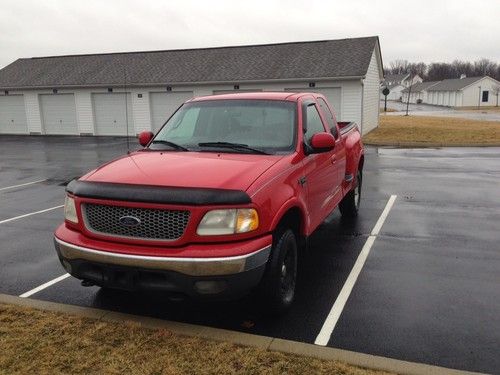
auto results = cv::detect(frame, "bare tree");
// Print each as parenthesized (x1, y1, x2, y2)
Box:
(473, 58, 496, 77)
(427, 63, 454, 81)
(451, 60, 473, 78)
(389, 59, 409, 74)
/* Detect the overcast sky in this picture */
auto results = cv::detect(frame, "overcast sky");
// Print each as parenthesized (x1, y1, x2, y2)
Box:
(1, 0, 499, 69)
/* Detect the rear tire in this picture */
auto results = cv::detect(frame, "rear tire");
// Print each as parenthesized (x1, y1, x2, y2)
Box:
(339, 170, 362, 217)
(257, 228, 297, 315)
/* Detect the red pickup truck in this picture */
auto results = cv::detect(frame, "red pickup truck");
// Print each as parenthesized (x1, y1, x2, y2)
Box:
(54, 92, 364, 314)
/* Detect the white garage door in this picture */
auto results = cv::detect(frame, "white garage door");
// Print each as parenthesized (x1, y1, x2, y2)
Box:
(40, 94, 78, 135)
(93, 93, 134, 136)
(0, 95, 28, 134)
(212, 89, 262, 95)
(285, 87, 342, 119)
(150, 92, 193, 132)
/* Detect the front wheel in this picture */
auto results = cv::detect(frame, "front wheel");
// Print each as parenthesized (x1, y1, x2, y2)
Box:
(339, 170, 362, 217)
(257, 228, 297, 315)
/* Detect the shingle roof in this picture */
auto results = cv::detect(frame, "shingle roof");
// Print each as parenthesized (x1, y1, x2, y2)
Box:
(426, 76, 486, 91)
(384, 73, 409, 83)
(0, 37, 379, 89)
(401, 81, 440, 93)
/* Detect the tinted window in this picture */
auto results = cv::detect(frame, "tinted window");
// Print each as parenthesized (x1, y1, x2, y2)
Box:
(317, 98, 335, 128)
(304, 104, 326, 143)
(317, 98, 337, 134)
(153, 100, 296, 154)
(482, 91, 489, 102)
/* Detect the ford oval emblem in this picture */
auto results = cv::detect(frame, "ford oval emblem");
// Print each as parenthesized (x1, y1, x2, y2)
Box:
(119, 216, 141, 227)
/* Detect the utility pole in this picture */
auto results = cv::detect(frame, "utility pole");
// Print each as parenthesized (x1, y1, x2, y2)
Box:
(405, 76, 413, 116)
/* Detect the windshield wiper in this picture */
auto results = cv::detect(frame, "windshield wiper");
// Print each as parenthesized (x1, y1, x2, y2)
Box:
(150, 140, 189, 151)
(198, 142, 270, 155)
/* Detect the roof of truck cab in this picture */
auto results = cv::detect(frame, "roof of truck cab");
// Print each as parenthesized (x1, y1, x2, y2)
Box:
(189, 92, 314, 102)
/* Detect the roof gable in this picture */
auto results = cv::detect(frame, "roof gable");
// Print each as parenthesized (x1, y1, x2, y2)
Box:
(402, 81, 440, 93)
(0, 37, 379, 89)
(427, 76, 487, 91)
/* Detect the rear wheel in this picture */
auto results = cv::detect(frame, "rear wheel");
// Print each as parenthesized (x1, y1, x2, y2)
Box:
(339, 170, 362, 217)
(257, 228, 297, 315)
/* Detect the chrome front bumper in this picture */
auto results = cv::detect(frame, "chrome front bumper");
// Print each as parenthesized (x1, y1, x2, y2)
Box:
(54, 237, 271, 277)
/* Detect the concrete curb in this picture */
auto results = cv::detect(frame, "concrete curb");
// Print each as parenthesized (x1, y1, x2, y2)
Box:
(363, 142, 500, 148)
(0, 293, 485, 375)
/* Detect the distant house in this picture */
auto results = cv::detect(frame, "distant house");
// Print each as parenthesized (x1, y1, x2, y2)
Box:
(426, 76, 500, 107)
(401, 81, 439, 103)
(382, 73, 423, 101)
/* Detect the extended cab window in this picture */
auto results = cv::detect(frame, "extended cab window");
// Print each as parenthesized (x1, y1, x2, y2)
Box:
(317, 98, 338, 138)
(153, 100, 297, 154)
(304, 104, 326, 143)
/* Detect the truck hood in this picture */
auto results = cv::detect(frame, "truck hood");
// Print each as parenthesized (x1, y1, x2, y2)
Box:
(83, 151, 283, 191)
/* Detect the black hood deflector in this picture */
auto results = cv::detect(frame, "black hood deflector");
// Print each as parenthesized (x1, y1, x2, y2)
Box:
(66, 180, 251, 205)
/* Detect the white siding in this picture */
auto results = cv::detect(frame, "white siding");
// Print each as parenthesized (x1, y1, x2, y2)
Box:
(75, 91, 94, 134)
(24, 92, 42, 133)
(341, 81, 363, 127)
(461, 77, 500, 107)
(8, 75, 373, 135)
(362, 49, 381, 134)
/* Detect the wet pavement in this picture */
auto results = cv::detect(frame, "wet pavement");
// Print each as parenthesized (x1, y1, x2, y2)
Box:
(0, 135, 499, 374)
(381, 99, 500, 122)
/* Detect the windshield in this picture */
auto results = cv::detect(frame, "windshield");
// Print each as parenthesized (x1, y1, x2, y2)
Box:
(150, 99, 297, 154)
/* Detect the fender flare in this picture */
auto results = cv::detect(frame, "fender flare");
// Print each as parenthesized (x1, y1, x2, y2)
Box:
(269, 197, 308, 236)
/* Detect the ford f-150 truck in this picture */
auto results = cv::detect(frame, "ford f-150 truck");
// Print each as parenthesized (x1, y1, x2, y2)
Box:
(54, 92, 364, 314)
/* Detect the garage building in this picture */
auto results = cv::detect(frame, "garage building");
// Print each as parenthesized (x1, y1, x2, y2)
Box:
(426, 76, 500, 107)
(0, 36, 383, 136)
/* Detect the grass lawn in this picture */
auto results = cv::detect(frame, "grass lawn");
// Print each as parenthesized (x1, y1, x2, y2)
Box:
(364, 115, 500, 146)
(0, 303, 389, 375)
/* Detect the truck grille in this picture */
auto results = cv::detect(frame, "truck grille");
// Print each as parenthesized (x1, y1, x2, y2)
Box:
(82, 203, 190, 241)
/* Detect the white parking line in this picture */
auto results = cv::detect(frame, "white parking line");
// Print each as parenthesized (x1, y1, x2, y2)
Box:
(0, 205, 64, 225)
(314, 194, 397, 346)
(19, 273, 70, 298)
(0, 179, 47, 192)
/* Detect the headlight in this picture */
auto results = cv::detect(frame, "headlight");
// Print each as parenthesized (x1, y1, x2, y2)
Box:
(197, 208, 258, 235)
(64, 196, 78, 223)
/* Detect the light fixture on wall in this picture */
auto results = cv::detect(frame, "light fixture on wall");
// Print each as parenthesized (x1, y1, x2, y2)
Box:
(137, 93, 143, 98)
(52, 88, 58, 94)
(309, 82, 316, 88)
(234, 85, 240, 90)
(166, 86, 172, 91)
(107, 88, 113, 92)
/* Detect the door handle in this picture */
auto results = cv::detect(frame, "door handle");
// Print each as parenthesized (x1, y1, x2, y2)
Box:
(331, 156, 337, 164)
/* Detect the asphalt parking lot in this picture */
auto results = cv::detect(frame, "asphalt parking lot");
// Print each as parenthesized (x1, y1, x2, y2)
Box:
(1, 135, 499, 374)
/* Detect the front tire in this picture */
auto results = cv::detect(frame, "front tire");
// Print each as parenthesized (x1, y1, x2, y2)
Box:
(257, 228, 297, 315)
(339, 170, 362, 217)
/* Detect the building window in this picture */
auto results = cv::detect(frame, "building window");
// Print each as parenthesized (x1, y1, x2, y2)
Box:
(482, 91, 489, 102)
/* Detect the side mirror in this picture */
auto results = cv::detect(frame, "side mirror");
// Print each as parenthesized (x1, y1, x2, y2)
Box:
(138, 131, 154, 147)
(309, 132, 335, 153)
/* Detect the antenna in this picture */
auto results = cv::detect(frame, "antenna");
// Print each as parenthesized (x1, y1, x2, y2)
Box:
(124, 66, 130, 154)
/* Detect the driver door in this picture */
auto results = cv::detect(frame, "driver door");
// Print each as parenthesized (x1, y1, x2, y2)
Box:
(301, 100, 338, 232)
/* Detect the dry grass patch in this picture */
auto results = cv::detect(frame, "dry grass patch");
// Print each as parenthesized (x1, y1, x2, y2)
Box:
(364, 115, 500, 146)
(0, 303, 390, 375)
(379, 108, 397, 113)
